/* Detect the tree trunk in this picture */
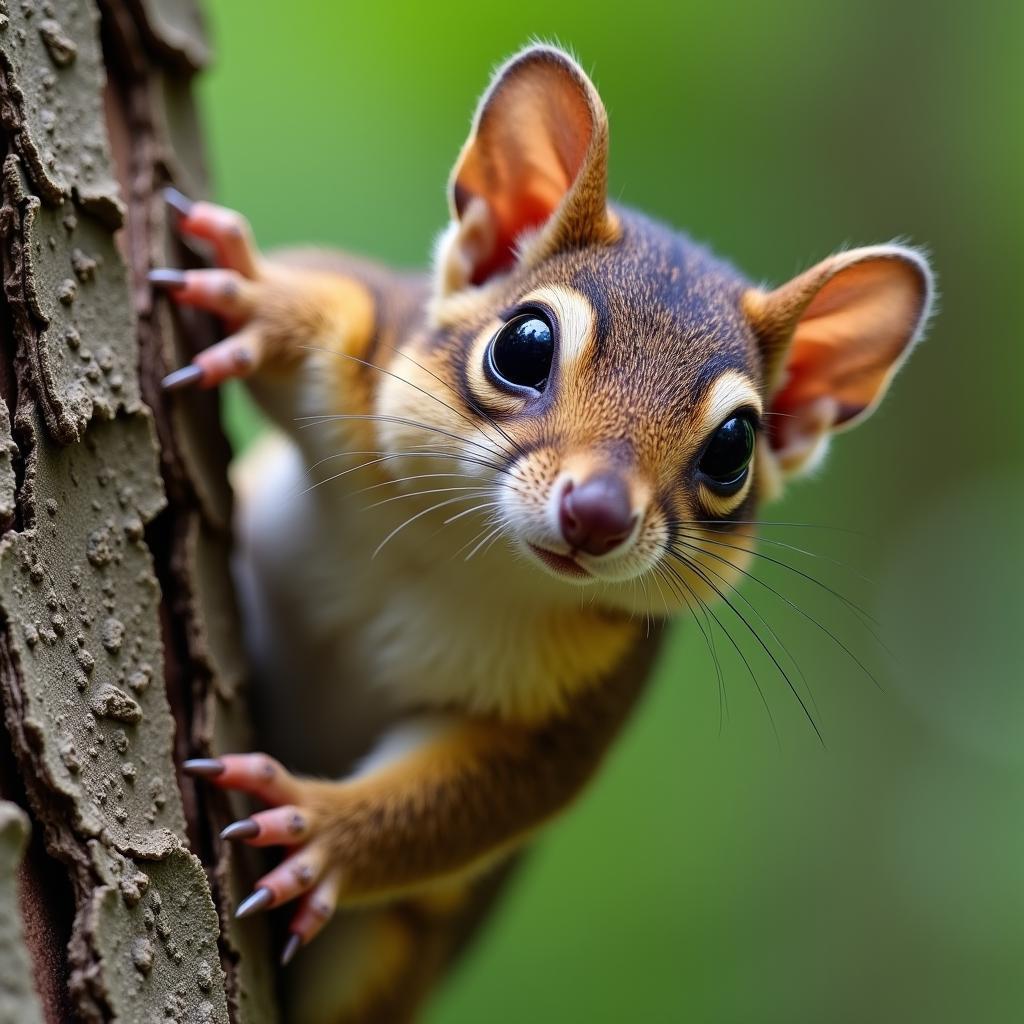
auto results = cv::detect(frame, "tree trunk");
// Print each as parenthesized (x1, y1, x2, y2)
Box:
(0, 2, 273, 1020)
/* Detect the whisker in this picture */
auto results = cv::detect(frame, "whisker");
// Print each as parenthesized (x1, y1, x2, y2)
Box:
(663, 558, 780, 742)
(667, 543, 821, 718)
(301, 453, 505, 498)
(306, 447, 518, 479)
(372, 494, 488, 559)
(299, 343, 518, 462)
(351, 472, 506, 498)
(686, 518, 865, 537)
(669, 551, 823, 745)
(672, 536, 882, 689)
(296, 412, 510, 466)
(661, 561, 776, 745)
(677, 529, 883, 635)
(443, 501, 503, 526)
(465, 521, 509, 561)
(364, 485, 496, 512)
(454, 517, 502, 560)
(648, 564, 673, 618)
(651, 564, 727, 728)
(383, 344, 529, 462)
(658, 564, 719, 668)
(635, 571, 654, 640)
(685, 577, 732, 734)
(706, 530, 873, 586)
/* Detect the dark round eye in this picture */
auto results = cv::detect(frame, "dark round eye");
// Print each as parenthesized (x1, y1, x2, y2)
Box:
(487, 312, 554, 392)
(698, 415, 756, 490)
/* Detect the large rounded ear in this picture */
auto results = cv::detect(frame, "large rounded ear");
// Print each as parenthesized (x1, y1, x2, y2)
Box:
(436, 45, 617, 294)
(743, 245, 934, 479)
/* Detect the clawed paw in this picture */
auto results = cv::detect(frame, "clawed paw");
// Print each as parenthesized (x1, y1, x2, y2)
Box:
(153, 188, 271, 390)
(184, 753, 341, 965)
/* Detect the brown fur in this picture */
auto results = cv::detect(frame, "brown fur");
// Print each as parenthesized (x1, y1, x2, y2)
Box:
(287, 627, 663, 901)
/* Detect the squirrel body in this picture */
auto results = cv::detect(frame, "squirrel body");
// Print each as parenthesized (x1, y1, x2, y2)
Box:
(158, 45, 934, 1023)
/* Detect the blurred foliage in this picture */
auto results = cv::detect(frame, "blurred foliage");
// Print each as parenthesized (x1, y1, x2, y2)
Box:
(201, 2, 1023, 1020)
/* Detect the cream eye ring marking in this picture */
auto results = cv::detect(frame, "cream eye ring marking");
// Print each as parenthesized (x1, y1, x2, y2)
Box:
(696, 416, 757, 515)
(697, 469, 755, 518)
(694, 370, 763, 441)
(690, 370, 762, 515)
(464, 284, 597, 413)
(529, 284, 597, 376)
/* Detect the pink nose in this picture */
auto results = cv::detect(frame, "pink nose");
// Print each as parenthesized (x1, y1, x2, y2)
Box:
(559, 474, 636, 556)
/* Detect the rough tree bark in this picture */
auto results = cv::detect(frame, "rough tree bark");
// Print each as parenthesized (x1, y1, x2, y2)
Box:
(0, 2, 275, 1020)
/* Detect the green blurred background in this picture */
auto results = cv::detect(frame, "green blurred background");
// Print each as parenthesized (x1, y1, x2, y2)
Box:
(199, 2, 1024, 1021)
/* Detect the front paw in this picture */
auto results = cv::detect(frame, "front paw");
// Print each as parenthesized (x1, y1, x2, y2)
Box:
(184, 752, 342, 965)
(153, 189, 271, 390)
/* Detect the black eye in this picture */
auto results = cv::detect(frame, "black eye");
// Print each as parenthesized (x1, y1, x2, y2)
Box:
(487, 312, 554, 392)
(698, 414, 756, 491)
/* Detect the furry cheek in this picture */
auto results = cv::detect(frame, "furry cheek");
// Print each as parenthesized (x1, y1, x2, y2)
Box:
(498, 446, 563, 549)
(373, 355, 501, 487)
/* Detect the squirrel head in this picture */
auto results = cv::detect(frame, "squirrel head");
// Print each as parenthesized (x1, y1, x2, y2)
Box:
(375, 45, 934, 613)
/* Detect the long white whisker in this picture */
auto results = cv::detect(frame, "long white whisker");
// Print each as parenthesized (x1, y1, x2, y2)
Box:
(352, 472, 496, 497)
(364, 486, 496, 512)
(303, 456, 485, 497)
(444, 501, 502, 526)
(307, 447, 520, 479)
(385, 344, 528, 461)
(296, 412, 506, 464)
(298, 342, 521, 462)
(466, 522, 508, 561)
(452, 511, 506, 558)
(372, 494, 487, 559)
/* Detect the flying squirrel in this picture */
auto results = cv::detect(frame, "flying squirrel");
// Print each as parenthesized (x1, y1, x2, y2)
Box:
(152, 44, 934, 1024)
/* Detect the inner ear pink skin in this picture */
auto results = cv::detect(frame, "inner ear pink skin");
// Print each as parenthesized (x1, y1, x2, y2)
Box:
(769, 257, 928, 430)
(449, 47, 609, 286)
(746, 247, 932, 472)
(458, 189, 563, 285)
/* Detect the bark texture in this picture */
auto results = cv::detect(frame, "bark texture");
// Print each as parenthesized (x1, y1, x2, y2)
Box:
(0, 2, 274, 1020)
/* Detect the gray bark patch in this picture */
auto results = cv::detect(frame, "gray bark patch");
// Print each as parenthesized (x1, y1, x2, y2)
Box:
(0, 0, 123, 218)
(0, 802, 45, 1024)
(0, 411, 183, 855)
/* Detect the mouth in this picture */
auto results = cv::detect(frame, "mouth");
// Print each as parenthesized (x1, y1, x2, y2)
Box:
(528, 544, 591, 579)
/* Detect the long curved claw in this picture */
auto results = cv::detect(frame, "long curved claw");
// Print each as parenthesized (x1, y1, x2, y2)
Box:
(164, 187, 261, 279)
(281, 870, 343, 965)
(160, 327, 265, 390)
(149, 266, 257, 323)
(188, 751, 340, 963)
(183, 752, 303, 805)
(220, 805, 313, 847)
